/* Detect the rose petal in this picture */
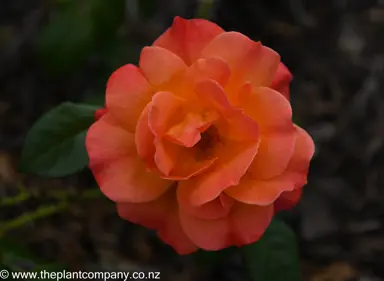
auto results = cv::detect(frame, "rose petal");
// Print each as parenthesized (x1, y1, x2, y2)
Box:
(148, 91, 186, 137)
(153, 16, 224, 65)
(135, 103, 156, 166)
(283, 125, 315, 185)
(271, 62, 292, 100)
(154, 139, 217, 180)
(180, 141, 259, 206)
(106, 64, 152, 132)
(86, 113, 170, 203)
(179, 202, 273, 250)
(244, 87, 295, 179)
(94, 108, 107, 121)
(225, 173, 295, 206)
(177, 184, 234, 220)
(139, 46, 187, 86)
(274, 187, 303, 213)
(201, 32, 280, 90)
(165, 111, 219, 148)
(117, 189, 198, 255)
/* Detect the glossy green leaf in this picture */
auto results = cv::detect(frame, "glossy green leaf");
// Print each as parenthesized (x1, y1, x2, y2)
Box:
(20, 102, 99, 177)
(242, 218, 301, 281)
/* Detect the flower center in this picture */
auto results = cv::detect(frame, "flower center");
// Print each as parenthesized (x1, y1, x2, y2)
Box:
(195, 125, 220, 160)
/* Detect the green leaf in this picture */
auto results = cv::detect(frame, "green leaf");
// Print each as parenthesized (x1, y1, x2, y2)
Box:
(36, 3, 95, 73)
(242, 218, 301, 281)
(20, 102, 99, 177)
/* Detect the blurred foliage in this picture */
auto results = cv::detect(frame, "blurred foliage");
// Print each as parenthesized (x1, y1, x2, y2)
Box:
(20, 102, 100, 177)
(0, 236, 66, 276)
(37, 0, 125, 74)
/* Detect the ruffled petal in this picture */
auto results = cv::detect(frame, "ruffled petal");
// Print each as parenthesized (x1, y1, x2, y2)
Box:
(179, 202, 273, 250)
(225, 173, 294, 206)
(148, 91, 185, 137)
(230, 203, 274, 247)
(244, 87, 295, 179)
(274, 187, 303, 213)
(177, 184, 234, 220)
(94, 108, 107, 121)
(179, 141, 259, 206)
(283, 125, 315, 186)
(165, 111, 219, 147)
(86, 113, 171, 203)
(106, 64, 152, 132)
(271, 62, 292, 100)
(135, 103, 156, 167)
(153, 17, 224, 65)
(201, 32, 280, 90)
(139, 46, 187, 86)
(154, 139, 217, 180)
(117, 189, 198, 254)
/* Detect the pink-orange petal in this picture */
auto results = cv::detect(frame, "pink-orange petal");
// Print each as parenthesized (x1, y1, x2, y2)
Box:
(94, 108, 107, 121)
(274, 187, 303, 213)
(271, 62, 292, 100)
(284, 125, 315, 185)
(154, 139, 217, 180)
(182, 141, 259, 206)
(139, 46, 187, 86)
(117, 189, 198, 255)
(106, 64, 152, 132)
(230, 203, 274, 247)
(86, 113, 170, 203)
(135, 103, 156, 166)
(153, 17, 224, 65)
(183, 57, 231, 89)
(194, 79, 233, 115)
(177, 183, 234, 220)
(201, 32, 280, 89)
(225, 173, 295, 206)
(245, 87, 295, 179)
(148, 91, 185, 137)
(165, 111, 219, 147)
(179, 202, 273, 250)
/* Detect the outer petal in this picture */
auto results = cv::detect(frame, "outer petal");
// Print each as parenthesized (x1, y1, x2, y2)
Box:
(117, 188, 198, 255)
(179, 202, 273, 250)
(201, 32, 280, 90)
(274, 187, 303, 213)
(94, 108, 107, 121)
(153, 17, 224, 65)
(283, 125, 315, 186)
(86, 113, 171, 203)
(244, 87, 295, 179)
(177, 184, 234, 220)
(139, 46, 187, 86)
(225, 173, 295, 206)
(106, 64, 152, 132)
(229, 125, 314, 207)
(270, 63, 292, 100)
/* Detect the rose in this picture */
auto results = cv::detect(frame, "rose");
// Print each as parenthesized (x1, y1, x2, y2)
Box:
(86, 17, 315, 254)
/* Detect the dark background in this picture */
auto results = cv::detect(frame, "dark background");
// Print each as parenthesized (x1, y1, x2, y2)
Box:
(1, 0, 384, 280)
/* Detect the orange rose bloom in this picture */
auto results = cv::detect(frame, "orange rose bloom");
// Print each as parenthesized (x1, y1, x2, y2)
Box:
(86, 17, 315, 254)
